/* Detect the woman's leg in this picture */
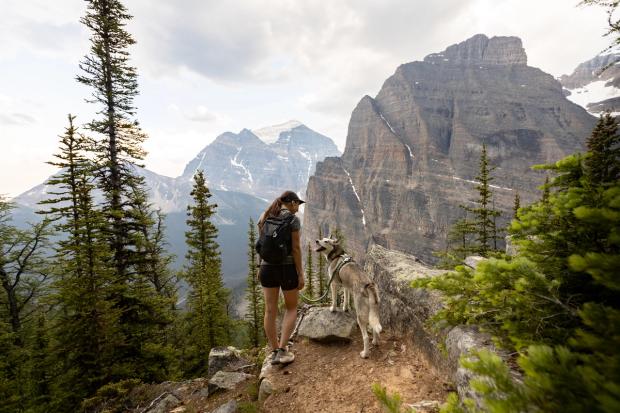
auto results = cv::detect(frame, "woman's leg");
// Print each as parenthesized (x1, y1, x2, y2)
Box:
(279, 288, 298, 349)
(263, 287, 280, 350)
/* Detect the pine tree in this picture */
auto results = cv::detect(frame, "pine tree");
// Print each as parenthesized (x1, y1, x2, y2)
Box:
(461, 143, 501, 257)
(585, 112, 620, 185)
(513, 192, 521, 219)
(435, 214, 477, 268)
(182, 171, 230, 376)
(76, 0, 176, 385)
(304, 243, 315, 299)
(37, 116, 124, 410)
(244, 218, 263, 348)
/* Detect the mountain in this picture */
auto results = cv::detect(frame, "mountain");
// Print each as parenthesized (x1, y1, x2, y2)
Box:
(12, 122, 339, 288)
(560, 46, 620, 115)
(183, 124, 340, 199)
(302, 34, 597, 264)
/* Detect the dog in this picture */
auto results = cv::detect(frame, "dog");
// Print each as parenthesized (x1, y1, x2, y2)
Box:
(314, 237, 382, 358)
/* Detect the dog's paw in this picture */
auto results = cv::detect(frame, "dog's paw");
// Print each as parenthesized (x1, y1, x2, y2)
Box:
(360, 351, 369, 359)
(330, 306, 337, 313)
(372, 338, 379, 346)
(342, 307, 349, 312)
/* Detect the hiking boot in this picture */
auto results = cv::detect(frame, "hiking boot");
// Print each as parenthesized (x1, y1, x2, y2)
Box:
(278, 347, 295, 364)
(270, 348, 282, 365)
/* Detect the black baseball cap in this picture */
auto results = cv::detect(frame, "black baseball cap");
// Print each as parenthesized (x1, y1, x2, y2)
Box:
(281, 191, 306, 204)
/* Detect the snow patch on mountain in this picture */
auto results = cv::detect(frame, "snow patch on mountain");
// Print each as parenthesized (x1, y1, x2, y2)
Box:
(252, 120, 302, 144)
(565, 80, 620, 114)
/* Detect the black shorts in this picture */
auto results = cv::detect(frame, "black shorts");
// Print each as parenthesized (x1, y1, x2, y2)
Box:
(259, 264, 299, 291)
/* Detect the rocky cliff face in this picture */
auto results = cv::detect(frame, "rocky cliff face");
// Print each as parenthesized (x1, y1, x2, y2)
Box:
(303, 34, 596, 263)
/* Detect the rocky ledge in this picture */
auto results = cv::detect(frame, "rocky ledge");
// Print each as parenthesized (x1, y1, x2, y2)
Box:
(365, 245, 516, 405)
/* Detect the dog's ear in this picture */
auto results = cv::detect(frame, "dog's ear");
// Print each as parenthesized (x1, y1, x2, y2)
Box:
(332, 238, 340, 245)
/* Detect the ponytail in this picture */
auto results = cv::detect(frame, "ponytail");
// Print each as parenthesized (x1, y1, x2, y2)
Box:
(258, 190, 298, 229)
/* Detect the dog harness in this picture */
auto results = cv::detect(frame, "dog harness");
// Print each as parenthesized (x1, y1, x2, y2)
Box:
(299, 254, 354, 303)
(331, 254, 354, 281)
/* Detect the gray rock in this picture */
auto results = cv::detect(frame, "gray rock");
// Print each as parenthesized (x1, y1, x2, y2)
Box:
(464, 256, 485, 270)
(144, 393, 181, 413)
(207, 371, 253, 395)
(366, 245, 518, 408)
(407, 400, 441, 412)
(297, 306, 357, 342)
(211, 399, 238, 413)
(208, 346, 249, 378)
(258, 378, 274, 402)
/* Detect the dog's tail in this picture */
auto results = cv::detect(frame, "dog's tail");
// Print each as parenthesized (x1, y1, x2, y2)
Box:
(365, 282, 382, 334)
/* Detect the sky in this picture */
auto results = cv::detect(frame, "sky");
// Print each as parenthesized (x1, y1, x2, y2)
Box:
(0, 0, 613, 197)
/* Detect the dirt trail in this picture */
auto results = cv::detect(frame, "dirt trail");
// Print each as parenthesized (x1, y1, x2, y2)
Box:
(261, 329, 450, 412)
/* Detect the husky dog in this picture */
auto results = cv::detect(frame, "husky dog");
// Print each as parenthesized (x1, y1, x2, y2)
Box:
(314, 237, 382, 358)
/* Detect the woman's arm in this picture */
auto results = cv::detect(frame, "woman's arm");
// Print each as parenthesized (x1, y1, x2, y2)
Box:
(291, 230, 305, 290)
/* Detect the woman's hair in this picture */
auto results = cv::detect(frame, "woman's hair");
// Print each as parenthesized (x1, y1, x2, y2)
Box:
(258, 190, 297, 228)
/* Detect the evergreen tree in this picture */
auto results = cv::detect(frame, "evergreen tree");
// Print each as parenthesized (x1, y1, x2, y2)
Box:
(244, 218, 263, 348)
(304, 243, 316, 299)
(435, 214, 477, 268)
(461, 143, 501, 257)
(182, 171, 230, 376)
(513, 192, 521, 219)
(585, 112, 620, 185)
(77, 0, 175, 385)
(37, 117, 123, 410)
(0, 197, 50, 412)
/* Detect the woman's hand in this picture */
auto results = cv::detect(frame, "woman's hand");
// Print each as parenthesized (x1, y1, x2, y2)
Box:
(297, 274, 305, 291)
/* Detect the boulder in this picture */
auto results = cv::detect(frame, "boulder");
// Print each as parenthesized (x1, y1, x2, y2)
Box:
(407, 400, 441, 412)
(208, 346, 249, 378)
(207, 371, 253, 395)
(464, 256, 485, 270)
(297, 306, 357, 342)
(210, 399, 238, 413)
(258, 378, 274, 402)
(143, 393, 181, 413)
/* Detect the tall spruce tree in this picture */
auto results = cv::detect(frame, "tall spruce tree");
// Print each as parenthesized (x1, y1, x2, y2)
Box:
(182, 171, 230, 376)
(461, 143, 501, 257)
(37, 116, 123, 410)
(76, 0, 175, 384)
(585, 112, 620, 185)
(244, 218, 263, 348)
(513, 192, 521, 219)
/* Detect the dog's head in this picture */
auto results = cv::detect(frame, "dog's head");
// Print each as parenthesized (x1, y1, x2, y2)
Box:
(314, 237, 342, 256)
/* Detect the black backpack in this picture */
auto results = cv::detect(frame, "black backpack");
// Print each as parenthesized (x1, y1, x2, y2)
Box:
(256, 214, 295, 264)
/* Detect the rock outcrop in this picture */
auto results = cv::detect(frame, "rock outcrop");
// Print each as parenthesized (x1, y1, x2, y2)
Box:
(365, 245, 516, 406)
(303, 34, 595, 264)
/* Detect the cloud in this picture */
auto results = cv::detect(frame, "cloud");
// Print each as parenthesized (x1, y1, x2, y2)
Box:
(186, 105, 218, 122)
(0, 112, 36, 125)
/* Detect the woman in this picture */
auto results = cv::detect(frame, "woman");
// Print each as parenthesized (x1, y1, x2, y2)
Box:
(257, 190, 305, 365)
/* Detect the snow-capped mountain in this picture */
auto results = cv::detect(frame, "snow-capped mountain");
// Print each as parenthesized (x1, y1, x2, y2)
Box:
(560, 46, 620, 115)
(183, 123, 341, 199)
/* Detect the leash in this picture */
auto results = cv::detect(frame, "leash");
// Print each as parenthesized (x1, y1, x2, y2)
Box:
(299, 255, 353, 303)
